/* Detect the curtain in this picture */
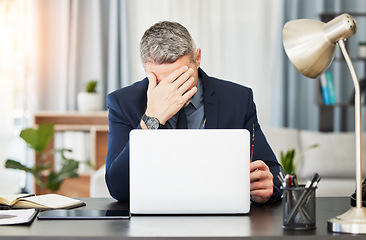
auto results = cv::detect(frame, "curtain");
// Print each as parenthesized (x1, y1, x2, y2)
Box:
(274, 0, 366, 131)
(26, 0, 129, 113)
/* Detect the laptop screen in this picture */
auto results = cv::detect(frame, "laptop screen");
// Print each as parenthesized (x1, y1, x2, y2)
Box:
(129, 129, 250, 214)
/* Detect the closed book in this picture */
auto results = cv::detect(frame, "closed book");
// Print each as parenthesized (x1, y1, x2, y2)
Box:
(0, 194, 85, 210)
(320, 74, 331, 105)
(325, 71, 336, 105)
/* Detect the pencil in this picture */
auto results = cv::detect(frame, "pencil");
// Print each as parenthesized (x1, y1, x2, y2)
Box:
(250, 123, 254, 162)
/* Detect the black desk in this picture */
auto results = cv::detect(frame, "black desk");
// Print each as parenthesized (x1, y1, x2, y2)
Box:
(0, 197, 363, 239)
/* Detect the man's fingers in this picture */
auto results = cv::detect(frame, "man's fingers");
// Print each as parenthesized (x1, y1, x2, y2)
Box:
(177, 76, 195, 95)
(250, 189, 273, 202)
(250, 171, 273, 185)
(165, 65, 189, 83)
(147, 72, 157, 92)
(249, 160, 274, 204)
(250, 177, 273, 189)
(181, 86, 197, 105)
(250, 160, 269, 172)
(173, 68, 194, 88)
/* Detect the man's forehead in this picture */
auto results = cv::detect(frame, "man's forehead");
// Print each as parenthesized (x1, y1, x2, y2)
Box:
(144, 55, 191, 74)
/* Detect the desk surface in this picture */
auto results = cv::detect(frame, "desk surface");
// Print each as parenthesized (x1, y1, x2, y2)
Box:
(0, 197, 363, 239)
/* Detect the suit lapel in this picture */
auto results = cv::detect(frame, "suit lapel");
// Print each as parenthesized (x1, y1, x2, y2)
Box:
(200, 69, 219, 129)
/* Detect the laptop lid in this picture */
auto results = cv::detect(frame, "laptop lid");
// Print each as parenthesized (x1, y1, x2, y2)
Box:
(129, 129, 250, 214)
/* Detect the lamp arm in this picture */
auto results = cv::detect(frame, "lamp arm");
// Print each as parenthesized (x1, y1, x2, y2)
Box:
(338, 39, 363, 209)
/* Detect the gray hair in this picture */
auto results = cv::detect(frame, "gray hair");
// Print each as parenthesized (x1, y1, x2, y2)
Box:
(140, 21, 196, 65)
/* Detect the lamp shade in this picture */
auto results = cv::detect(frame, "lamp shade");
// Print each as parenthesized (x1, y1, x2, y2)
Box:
(283, 13, 357, 79)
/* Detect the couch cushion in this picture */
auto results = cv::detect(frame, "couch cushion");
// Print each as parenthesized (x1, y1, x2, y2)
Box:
(298, 131, 366, 179)
(261, 126, 301, 162)
(90, 165, 112, 198)
(314, 178, 355, 197)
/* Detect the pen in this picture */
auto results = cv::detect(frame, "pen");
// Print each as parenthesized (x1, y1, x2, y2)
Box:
(285, 174, 293, 188)
(16, 194, 35, 199)
(277, 174, 286, 188)
(0, 214, 16, 219)
(284, 173, 321, 225)
(250, 123, 254, 162)
(201, 118, 206, 129)
(292, 174, 299, 187)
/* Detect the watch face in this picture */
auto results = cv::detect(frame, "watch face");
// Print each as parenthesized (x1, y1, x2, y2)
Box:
(146, 118, 160, 129)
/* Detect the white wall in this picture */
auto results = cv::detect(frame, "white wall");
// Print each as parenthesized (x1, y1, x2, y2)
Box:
(0, 136, 25, 194)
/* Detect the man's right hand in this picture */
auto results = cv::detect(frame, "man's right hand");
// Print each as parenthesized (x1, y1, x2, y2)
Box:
(144, 65, 197, 125)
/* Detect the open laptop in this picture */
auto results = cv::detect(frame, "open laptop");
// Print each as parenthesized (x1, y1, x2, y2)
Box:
(129, 129, 250, 215)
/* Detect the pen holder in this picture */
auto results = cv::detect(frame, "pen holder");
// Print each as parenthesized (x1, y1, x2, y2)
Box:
(282, 186, 317, 230)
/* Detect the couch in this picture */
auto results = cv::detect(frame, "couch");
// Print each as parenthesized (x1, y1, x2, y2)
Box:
(90, 127, 366, 198)
(262, 127, 365, 197)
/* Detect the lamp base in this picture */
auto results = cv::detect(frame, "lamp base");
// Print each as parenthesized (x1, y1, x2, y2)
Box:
(328, 207, 366, 234)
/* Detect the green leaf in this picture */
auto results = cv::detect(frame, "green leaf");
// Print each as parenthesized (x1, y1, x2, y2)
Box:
(85, 160, 95, 170)
(280, 149, 296, 175)
(5, 159, 36, 174)
(280, 144, 319, 176)
(5, 122, 84, 193)
(59, 159, 79, 178)
(20, 123, 54, 153)
(5, 159, 46, 189)
(34, 163, 53, 172)
(45, 159, 79, 192)
(86, 80, 97, 93)
(46, 172, 62, 191)
(294, 144, 319, 165)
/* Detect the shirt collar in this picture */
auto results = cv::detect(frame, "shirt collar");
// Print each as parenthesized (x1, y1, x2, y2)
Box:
(189, 77, 203, 110)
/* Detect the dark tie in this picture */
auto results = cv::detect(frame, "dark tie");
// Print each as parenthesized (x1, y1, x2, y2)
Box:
(176, 108, 188, 129)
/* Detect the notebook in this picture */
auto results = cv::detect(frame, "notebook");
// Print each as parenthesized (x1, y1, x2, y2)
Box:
(129, 129, 250, 214)
(0, 194, 85, 210)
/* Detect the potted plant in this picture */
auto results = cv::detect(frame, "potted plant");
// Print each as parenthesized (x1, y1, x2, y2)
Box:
(77, 80, 103, 111)
(5, 123, 81, 192)
(280, 144, 319, 175)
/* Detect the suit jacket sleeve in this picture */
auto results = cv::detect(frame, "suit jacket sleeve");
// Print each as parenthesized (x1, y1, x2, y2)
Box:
(243, 89, 283, 203)
(105, 92, 135, 202)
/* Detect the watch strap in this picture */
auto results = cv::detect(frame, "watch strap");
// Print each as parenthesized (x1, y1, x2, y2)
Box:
(142, 113, 149, 124)
(142, 114, 163, 129)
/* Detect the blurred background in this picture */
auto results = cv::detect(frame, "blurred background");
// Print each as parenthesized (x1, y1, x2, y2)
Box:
(1, 0, 366, 195)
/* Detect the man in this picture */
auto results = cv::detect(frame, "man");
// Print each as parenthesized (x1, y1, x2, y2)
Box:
(106, 21, 283, 204)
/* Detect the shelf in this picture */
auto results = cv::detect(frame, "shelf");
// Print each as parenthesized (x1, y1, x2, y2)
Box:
(317, 11, 366, 132)
(320, 12, 366, 22)
(318, 104, 366, 108)
(54, 124, 109, 132)
(34, 111, 108, 125)
(333, 57, 366, 62)
(33, 111, 109, 197)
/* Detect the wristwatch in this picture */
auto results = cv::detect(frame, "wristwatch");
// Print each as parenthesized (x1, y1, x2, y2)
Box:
(141, 114, 162, 129)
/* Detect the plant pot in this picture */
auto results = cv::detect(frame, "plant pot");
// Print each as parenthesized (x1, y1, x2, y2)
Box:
(77, 92, 103, 111)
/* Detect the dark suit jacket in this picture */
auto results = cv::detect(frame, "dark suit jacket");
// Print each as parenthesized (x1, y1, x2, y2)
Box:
(106, 68, 283, 203)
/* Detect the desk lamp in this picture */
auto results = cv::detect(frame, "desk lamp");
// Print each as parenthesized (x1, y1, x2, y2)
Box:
(282, 13, 366, 234)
